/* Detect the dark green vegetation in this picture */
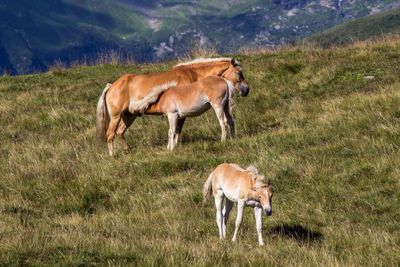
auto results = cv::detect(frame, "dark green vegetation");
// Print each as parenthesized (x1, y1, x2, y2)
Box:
(1, 38, 400, 266)
(0, 0, 151, 74)
(308, 7, 400, 47)
(2, 0, 400, 74)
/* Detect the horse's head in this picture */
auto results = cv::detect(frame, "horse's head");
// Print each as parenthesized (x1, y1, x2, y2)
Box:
(257, 181, 273, 216)
(222, 58, 250, 96)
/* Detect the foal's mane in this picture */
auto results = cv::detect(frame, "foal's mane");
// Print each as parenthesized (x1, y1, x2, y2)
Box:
(173, 57, 232, 68)
(247, 165, 268, 189)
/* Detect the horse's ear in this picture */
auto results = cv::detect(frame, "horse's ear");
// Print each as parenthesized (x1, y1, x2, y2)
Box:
(231, 58, 237, 66)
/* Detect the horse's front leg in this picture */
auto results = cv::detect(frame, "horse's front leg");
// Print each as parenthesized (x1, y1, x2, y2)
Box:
(212, 105, 227, 141)
(254, 206, 264, 246)
(232, 199, 245, 243)
(222, 199, 233, 239)
(167, 113, 178, 150)
(223, 105, 235, 138)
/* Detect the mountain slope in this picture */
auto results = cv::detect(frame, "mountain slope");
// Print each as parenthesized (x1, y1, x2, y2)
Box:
(1, 0, 400, 74)
(0, 38, 399, 265)
(0, 0, 152, 74)
(307, 7, 400, 47)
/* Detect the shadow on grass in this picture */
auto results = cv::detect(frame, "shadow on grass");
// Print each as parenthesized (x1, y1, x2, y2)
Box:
(268, 224, 323, 246)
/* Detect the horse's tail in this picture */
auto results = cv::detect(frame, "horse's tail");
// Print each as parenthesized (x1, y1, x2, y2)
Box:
(96, 83, 112, 141)
(203, 172, 214, 204)
(225, 79, 236, 116)
(130, 81, 178, 113)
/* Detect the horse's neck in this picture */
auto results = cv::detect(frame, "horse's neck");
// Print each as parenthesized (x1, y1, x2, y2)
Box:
(188, 62, 230, 79)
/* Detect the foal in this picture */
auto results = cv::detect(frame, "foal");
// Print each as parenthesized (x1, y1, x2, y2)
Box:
(203, 163, 273, 246)
(146, 75, 249, 150)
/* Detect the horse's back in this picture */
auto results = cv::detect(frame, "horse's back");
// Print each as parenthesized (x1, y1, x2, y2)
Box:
(213, 163, 253, 192)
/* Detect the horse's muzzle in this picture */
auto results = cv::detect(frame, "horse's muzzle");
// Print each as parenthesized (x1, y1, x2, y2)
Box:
(239, 82, 249, 96)
(264, 208, 272, 216)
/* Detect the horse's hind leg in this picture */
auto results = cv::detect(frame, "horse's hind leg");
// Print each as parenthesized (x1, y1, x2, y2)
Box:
(212, 105, 227, 141)
(214, 191, 224, 240)
(167, 113, 178, 150)
(222, 199, 233, 239)
(174, 118, 186, 146)
(116, 112, 136, 151)
(106, 115, 121, 156)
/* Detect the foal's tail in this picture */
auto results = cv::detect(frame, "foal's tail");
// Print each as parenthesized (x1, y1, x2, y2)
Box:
(203, 172, 214, 204)
(96, 83, 112, 141)
(130, 81, 178, 113)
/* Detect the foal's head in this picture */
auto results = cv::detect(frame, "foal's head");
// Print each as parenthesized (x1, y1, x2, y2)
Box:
(222, 58, 250, 96)
(256, 180, 273, 216)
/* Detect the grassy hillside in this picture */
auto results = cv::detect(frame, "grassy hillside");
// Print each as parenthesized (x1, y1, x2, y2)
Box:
(307, 7, 400, 47)
(0, 38, 400, 266)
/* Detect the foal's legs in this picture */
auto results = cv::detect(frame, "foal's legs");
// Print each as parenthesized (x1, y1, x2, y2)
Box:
(106, 115, 121, 156)
(222, 199, 233, 239)
(254, 206, 264, 246)
(174, 117, 186, 146)
(232, 199, 245, 243)
(214, 190, 224, 240)
(167, 113, 178, 150)
(212, 105, 227, 141)
(116, 112, 136, 150)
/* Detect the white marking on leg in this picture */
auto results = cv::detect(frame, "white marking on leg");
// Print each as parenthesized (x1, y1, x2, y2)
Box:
(167, 113, 178, 150)
(254, 206, 264, 246)
(232, 199, 245, 242)
(214, 192, 224, 240)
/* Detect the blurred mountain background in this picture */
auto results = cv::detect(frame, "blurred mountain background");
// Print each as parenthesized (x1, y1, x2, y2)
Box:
(1, 0, 400, 74)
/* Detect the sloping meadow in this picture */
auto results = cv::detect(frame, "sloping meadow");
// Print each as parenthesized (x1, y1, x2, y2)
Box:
(0, 40, 399, 266)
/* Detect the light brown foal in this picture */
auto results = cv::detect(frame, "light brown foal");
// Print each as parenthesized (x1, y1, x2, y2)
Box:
(145, 63, 249, 150)
(203, 163, 273, 246)
(146, 76, 248, 150)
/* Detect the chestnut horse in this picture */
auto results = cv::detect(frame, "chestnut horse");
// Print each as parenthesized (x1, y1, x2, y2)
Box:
(203, 163, 273, 246)
(145, 71, 249, 150)
(97, 58, 245, 155)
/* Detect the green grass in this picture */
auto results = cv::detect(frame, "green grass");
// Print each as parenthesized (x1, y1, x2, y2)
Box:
(0, 38, 400, 266)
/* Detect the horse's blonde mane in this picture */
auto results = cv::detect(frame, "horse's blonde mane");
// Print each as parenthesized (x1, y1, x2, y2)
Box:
(173, 57, 232, 68)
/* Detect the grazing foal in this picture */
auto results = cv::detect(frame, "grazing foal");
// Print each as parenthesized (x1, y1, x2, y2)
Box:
(203, 163, 273, 246)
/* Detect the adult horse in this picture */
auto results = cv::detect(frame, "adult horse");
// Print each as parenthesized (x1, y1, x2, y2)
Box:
(97, 57, 246, 156)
